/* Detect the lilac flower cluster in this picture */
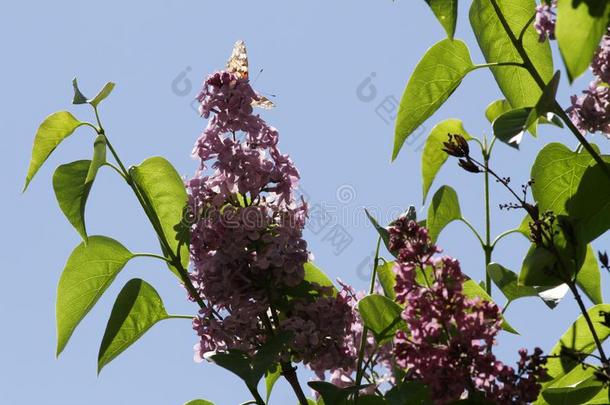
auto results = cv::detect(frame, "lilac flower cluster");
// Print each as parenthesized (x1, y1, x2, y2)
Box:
(188, 70, 355, 373)
(568, 29, 610, 137)
(534, 0, 557, 42)
(389, 217, 547, 404)
(309, 281, 394, 391)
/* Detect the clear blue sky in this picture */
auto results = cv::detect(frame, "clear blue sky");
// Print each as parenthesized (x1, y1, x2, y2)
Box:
(2, 1, 608, 404)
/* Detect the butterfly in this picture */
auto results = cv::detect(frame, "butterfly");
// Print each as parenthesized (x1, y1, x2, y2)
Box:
(226, 40, 275, 109)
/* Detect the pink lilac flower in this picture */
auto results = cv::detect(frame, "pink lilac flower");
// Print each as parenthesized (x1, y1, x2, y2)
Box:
(592, 30, 610, 84)
(189, 68, 356, 371)
(306, 281, 395, 398)
(390, 218, 547, 404)
(534, 0, 557, 42)
(567, 81, 610, 137)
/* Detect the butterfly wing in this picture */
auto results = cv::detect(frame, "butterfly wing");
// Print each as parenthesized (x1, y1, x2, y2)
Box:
(252, 95, 275, 109)
(227, 40, 275, 109)
(227, 40, 249, 80)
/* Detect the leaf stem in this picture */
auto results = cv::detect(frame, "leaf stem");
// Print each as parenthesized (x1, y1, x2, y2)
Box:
(354, 236, 382, 403)
(458, 218, 485, 248)
(132, 252, 172, 263)
(483, 137, 493, 296)
(90, 106, 213, 315)
(491, 229, 522, 249)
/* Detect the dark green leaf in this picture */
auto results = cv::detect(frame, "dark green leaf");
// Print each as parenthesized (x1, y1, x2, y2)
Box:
(24, 111, 86, 191)
(131, 157, 189, 277)
(365, 209, 392, 254)
(98, 279, 170, 372)
(358, 294, 406, 343)
(421, 119, 471, 203)
(393, 39, 474, 160)
(72, 78, 88, 104)
(556, 0, 610, 82)
(307, 382, 363, 405)
(424, 0, 458, 39)
(427, 185, 461, 243)
(469, 0, 553, 107)
(56, 236, 134, 355)
(492, 71, 561, 148)
(385, 381, 431, 405)
(492, 107, 533, 148)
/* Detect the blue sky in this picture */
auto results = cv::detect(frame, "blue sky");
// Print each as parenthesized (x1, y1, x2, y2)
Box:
(1, 1, 608, 404)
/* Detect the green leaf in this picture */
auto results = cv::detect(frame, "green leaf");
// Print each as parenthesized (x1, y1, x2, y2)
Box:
(584, 387, 610, 404)
(307, 382, 363, 405)
(556, 0, 610, 82)
(393, 39, 474, 160)
(567, 159, 610, 244)
(56, 236, 133, 356)
(265, 366, 281, 404)
(52, 136, 106, 243)
(89, 82, 116, 107)
(303, 262, 336, 292)
(469, 0, 553, 107)
(183, 401, 214, 405)
(546, 304, 610, 380)
(53, 160, 91, 241)
(542, 365, 604, 405)
(365, 209, 392, 254)
(421, 119, 471, 203)
(492, 71, 561, 148)
(206, 333, 290, 388)
(427, 185, 461, 243)
(492, 107, 533, 148)
(577, 245, 604, 305)
(72, 78, 88, 104)
(424, 0, 458, 39)
(385, 381, 432, 405)
(485, 99, 512, 123)
(23, 111, 86, 191)
(131, 157, 189, 277)
(462, 279, 518, 334)
(487, 262, 538, 302)
(98, 279, 170, 372)
(377, 261, 397, 300)
(358, 294, 406, 343)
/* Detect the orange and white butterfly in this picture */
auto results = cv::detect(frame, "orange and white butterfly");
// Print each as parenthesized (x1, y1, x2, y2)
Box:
(226, 40, 275, 109)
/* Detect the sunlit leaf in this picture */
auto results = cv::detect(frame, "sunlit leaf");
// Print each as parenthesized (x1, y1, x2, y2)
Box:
(98, 279, 170, 372)
(421, 119, 471, 203)
(393, 39, 474, 160)
(24, 111, 86, 191)
(427, 185, 461, 243)
(56, 236, 133, 355)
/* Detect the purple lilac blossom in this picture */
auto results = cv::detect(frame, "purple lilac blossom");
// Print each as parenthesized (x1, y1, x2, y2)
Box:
(567, 81, 610, 137)
(188, 69, 356, 373)
(592, 30, 610, 84)
(534, 0, 557, 42)
(389, 217, 548, 404)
